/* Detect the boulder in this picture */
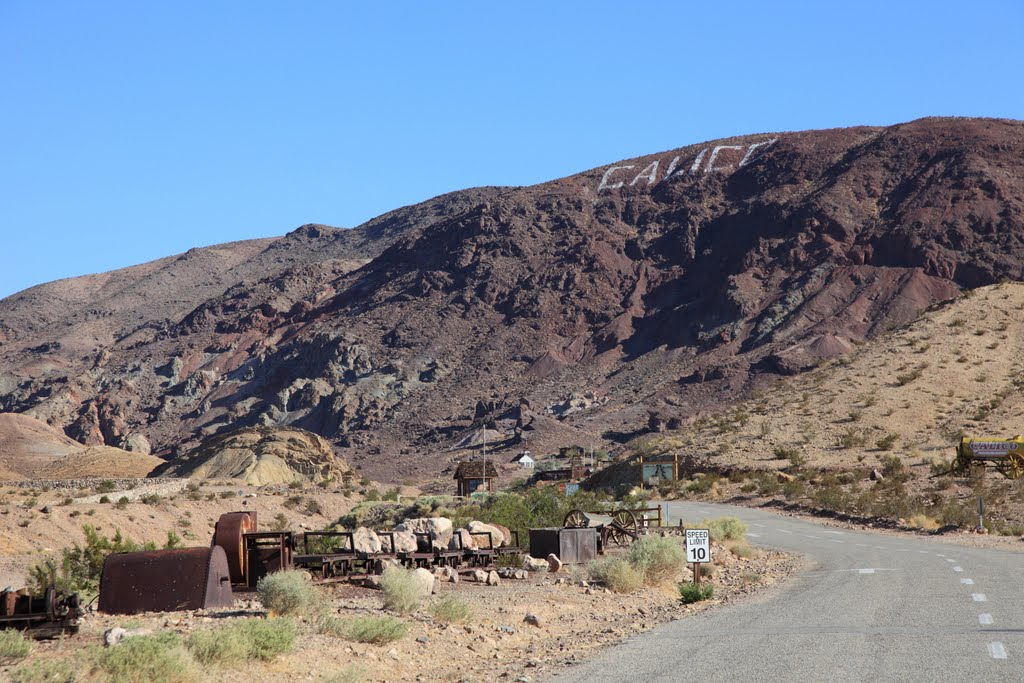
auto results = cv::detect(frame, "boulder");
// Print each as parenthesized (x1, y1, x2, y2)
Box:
(411, 568, 435, 599)
(396, 517, 453, 550)
(472, 569, 488, 583)
(523, 613, 543, 628)
(352, 527, 382, 554)
(491, 523, 513, 546)
(439, 566, 459, 584)
(486, 570, 501, 586)
(546, 553, 563, 574)
(104, 627, 154, 647)
(391, 530, 418, 553)
(523, 556, 549, 572)
(468, 520, 504, 549)
(450, 528, 477, 551)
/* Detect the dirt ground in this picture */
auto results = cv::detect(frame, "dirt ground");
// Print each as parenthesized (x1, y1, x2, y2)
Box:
(6, 534, 799, 683)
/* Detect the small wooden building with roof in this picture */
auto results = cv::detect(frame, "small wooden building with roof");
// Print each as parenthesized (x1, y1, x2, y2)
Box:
(454, 460, 499, 496)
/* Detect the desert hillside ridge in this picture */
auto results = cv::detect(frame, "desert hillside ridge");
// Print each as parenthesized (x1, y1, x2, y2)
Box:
(1, 117, 1024, 488)
(625, 281, 1024, 534)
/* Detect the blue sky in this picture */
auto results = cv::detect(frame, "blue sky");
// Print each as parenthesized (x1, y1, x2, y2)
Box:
(2, 1, 1022, 299)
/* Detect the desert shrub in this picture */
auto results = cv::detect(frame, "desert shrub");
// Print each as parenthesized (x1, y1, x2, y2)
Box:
(875, 434, 898, 451)
(811, 483, 853, 513)
(228, 618, 296, 661)
(625, 535, 685, 583)
(344, 615, 409, 644)
(305, 498, 322, 516)
(383, 487, 401, 502)
(678, 581, 714, 604)
(140, 493, 161, 505)
(115, 497, 130, 509)
(588, 557, 644, 594)
(10, 659, 76, 683)
(379, 565, 424, 614)
(750, 472, 780, 496)
(838, 428, 867, 450)
(494, 552, 524, 569)
(270, 513, 290, 531)
(28, 525, 144, 597)
(727, 541, 758, 559)
(880, 455, 909, 483)
(429, 594, 472, 624)
(0, 629, 34, 663)
(338, 501, 409, 530)
(186, 627, 249, 666)
(686, 473, 721, 495)
(89, 631, 196, 683)
(96, 480, 117, 494)
(257, 570, 315, 616)
(283, 495, 303, 509)
(219, 490, 237, 499)
(907, 514, 940, 530)
(316, 614, 349, 637)
(702, 516, 747, 542)
(99, 495, 111, 504)
(782, 477, 806, 500)
(773, 445, 799, 461)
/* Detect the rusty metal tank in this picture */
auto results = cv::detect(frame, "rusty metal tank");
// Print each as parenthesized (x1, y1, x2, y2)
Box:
(98, 546, 234, 614)
(213, 511, 258, 585)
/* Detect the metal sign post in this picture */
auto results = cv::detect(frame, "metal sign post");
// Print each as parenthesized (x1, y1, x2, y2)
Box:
(978, 496, 985, 532)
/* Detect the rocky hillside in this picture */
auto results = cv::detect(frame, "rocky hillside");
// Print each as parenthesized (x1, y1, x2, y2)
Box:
(152, 426, 353, 486)
(1, 117, 1023, 483)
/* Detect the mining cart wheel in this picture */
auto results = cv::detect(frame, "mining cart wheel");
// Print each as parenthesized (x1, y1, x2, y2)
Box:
(564, 509, 589, 528)
(999, 453, 1024, 480)
(606, 509, 638, 546)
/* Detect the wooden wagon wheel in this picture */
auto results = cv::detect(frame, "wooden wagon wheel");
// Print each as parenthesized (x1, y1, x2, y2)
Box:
(606, 509, 638, 546)
(999, 453, 1024, 479)
(564, 509, 589, 528)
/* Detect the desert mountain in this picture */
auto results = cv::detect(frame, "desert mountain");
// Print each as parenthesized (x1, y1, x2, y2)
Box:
(152, 426, 353, 486)
(0, 412, 162, 480)
(1, 117, 1023, 484)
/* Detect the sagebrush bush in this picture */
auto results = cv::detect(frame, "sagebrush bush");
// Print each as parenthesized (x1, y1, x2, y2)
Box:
(626, 535, 685, 583)
(89, 632, 196, 683)
(678, 581, 714, 604)
(429, 594, 472, 624)
(229, 618, 296, 661)
(344, 615, 409, 644)
(324, 665, 369, 683)
(379, 565, 424, 614)
(702, 516, 747, 542)
(257, 570, 316, 616)
(187, 628, 248, 666)
(10, 659, 75, 683)
(588, 557, 644, 594)
(0, 629, 34, 663)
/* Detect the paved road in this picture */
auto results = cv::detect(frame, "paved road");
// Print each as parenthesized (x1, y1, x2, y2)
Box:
(551, 501, 1024, 682)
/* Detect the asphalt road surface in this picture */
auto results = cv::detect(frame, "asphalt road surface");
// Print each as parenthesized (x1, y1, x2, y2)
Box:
(550, 501, 1024, 682)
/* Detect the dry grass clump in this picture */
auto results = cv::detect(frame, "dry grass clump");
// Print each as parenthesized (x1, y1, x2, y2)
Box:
(324, 666, 369, 683)
(344, 615, 409, 644)
(429, 593, 472, 624)
(257, 570, 316, 616)
(9, 659, 76, 683)
(188, 618, 296, 665)
(625, 535, 686, 584)
(588, 557, 644, 594)
(702, 516, 748, 542)
(906, 514, 941, 530)
(0, 629, 33, 664)
(379, 565, 424, 614)
(89, 632, 197, 683)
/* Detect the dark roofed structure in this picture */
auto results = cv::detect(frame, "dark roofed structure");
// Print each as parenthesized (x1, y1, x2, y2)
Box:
(454, 460, 499, 496)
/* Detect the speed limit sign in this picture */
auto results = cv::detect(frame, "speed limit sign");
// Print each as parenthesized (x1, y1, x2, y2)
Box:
(685, 529, 711, 563)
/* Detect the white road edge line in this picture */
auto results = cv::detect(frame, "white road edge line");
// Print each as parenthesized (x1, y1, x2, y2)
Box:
(777, 529, 793, 534)
(988, 642, 1007, 659)
(980, 614, 993, 625)
(973, 594, 988, 602)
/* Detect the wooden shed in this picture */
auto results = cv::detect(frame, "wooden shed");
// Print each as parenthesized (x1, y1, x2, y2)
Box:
(454, 460, 499, 496)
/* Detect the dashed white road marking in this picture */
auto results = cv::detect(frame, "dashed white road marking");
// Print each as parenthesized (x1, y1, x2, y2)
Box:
(858, 569, 876, 574)
(918, 550, 929, 554)
(980, 613, 993, 625)
(824, 531, 844, 535)
(747, 533, 761, 538)
(973, 594, 988, 602)
(936, 553, 946, 557)
(874, 546, 885, 550)
(953, 566, 963, 572)
(776, 529, 793, 534)
(945, 558, 956, 563)
(988, 642, 1007, 659)
(805, 535, 820, 540)
(830, 540, 844, 544)
(961, 578, 974, 585)
(855, 543, 868, 548)
(752, 523, 766, 528)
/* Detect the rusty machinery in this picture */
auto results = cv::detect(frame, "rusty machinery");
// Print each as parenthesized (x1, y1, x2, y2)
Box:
(98, 546, 235, 615)
(953, 436, 1024, 479)
(563, 508, 639, 549)
(0, 586, 80, 638)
